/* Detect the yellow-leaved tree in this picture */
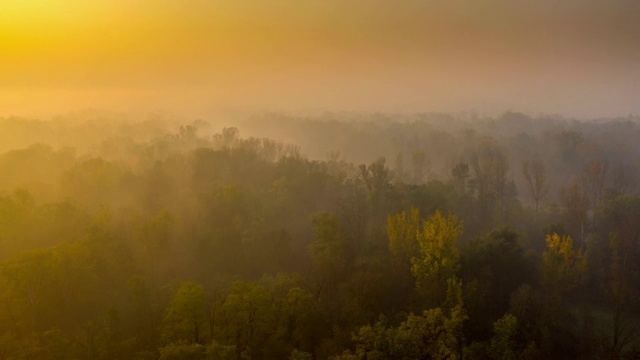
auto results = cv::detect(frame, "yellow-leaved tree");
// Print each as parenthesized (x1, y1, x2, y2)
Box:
(412, 211, 463, 307)
(542, 233, 586, 296)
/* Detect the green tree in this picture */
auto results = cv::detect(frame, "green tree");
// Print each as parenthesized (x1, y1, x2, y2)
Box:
(163, 282, 209, 344)
(216, 281, 274, 359)
(461, 228, 534, 338)
(158, 341, 206, 360)
(337, 298, 467, 360)
(308, 213, 348, 299)
(490, 313, 519, 360)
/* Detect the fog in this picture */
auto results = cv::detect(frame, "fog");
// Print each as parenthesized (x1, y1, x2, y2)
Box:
(2, 0, 640, 118)
(3, 1, 640, 359)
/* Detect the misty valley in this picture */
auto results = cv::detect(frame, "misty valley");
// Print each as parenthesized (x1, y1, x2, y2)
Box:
(0, 112, 639, 359)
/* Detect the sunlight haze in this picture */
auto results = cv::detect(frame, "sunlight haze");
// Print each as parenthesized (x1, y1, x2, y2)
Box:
(2, 0, 639, 117)
(4, 2, 640, 358)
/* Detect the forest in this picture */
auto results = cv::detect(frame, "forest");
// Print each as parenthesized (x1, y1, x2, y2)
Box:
(1, 111, 640, 359)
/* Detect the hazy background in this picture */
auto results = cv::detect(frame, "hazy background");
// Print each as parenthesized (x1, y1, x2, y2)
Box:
(2, 0, 639, 118)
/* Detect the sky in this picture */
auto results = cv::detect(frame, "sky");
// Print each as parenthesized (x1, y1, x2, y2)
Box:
(1, 0, 639, 118)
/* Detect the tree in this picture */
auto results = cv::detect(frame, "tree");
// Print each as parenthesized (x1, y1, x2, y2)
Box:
(394, 152, 406, 184)
(358, 158, 390, 195)
(216, 281, 274, 358)
(125, 276, 160, 354)
(62, 158, 131, 207)
(607, 233, 640, 358)
(560, 178, 590, 244)
(581, 160, 609, 213)
(221, 127, 239, 147)
(470, 139, 511, 226)
(338, 304, 467, 360)
(308, 213, 348, 300)
(386, 207, 420, 263)
(522, 158, 549, 215)
(542, 233, 585, 296)
(411, 211, 463, 308)
(136, 210, 175, 282)
(158, 341, 206, 360)
(411, 150, 427, 184)
(609, 163, 636, 197)
(346, 278, 465, 360)
(279, 287, 321, 353)
(357, 157, 392, 226)
(0, 230, 133, 358)
(490, 313, 519, 360)
(537, 233, 586, 356)
(337, 179, 368, 253)
(451, 162, 470, 194)
(461, 228, 534, 337)
(163, 282, 209, 344)
(554, 130, 583, 165)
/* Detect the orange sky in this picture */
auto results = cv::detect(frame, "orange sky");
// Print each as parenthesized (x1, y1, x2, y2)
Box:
(1, 0, 639, 118)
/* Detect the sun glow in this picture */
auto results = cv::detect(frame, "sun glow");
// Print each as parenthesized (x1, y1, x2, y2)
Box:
(1, 0, 639, 117)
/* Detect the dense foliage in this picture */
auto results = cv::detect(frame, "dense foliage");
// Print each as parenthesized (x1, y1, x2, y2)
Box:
(1, 112, 640, 359)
